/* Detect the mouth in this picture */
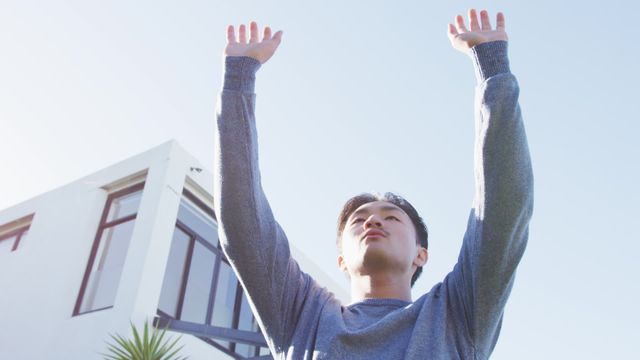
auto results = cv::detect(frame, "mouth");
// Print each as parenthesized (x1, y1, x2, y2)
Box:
(362, 229, 386, 240)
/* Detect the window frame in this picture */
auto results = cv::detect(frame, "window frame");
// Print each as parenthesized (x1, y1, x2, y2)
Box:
(157, 189, 267, 357)
(72, 182, 145, 316)
(0, 213, 34, 253)
(0, 225, 30, 252)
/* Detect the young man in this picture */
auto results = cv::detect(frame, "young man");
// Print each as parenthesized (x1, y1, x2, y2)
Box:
(214, 8, 533, 360)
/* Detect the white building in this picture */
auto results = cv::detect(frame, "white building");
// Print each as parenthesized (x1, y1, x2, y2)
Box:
(0, 140, 347, 360)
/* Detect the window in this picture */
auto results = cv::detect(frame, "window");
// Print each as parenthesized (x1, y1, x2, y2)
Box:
(158, 189, 269, 357)
(0, 214, 34, 253)
(73, 182, 145, 315)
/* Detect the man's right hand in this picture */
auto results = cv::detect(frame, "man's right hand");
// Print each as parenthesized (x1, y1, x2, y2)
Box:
(225, 21, 283, 64)
(447, 9, 508, 54)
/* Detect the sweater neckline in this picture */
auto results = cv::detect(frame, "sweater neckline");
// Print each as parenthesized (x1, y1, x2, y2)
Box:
(346, 298, 412, 308)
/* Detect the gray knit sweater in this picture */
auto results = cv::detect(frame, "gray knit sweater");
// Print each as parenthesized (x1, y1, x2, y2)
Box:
(214, 40, 533, 360)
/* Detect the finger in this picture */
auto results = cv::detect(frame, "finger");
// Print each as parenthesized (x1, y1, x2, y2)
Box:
(455, 15, 468, 33)
(272, 30, 283, 44)
(468, 9, 480, 32)
(496, 12, 506, 31)
(227, 25, 237, 43)
(249, 21, 259, 44)
(239, 24, 247, 44)
(447, 23, 458, 44)
(263, 26, 272, 41)
(480, 10, 491, 30)
(447, 23, 458, 38)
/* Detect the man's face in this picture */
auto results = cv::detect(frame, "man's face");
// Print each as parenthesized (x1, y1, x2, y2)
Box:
(337, 201, 427, 280)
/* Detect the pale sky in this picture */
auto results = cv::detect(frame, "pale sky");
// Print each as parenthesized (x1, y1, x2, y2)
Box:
(1, 0, 639, 358)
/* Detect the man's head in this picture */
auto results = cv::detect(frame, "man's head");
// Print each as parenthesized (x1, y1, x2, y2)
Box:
(336, 192, 429, 287)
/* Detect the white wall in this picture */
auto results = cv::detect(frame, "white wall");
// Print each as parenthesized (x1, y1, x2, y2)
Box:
(0, 139, 347, 360)
(0, 141, 222, 359)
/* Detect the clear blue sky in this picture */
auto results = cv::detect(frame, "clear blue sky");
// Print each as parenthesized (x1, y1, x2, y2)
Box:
(1, 0, 638, 358)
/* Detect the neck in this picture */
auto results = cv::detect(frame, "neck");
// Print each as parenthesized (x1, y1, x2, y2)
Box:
(349, 272, 412, 303)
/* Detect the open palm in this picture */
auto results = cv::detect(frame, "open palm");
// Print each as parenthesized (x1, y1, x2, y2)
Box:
(225, 21, 283, 64)
(448, 9, 508, 53)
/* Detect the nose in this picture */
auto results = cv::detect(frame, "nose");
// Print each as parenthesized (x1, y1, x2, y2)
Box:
(363, 214, 382, 228)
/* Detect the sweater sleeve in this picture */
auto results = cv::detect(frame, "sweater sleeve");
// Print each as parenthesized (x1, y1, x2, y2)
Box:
(213, 56, 317, 354)
(446, 41, 534, 358)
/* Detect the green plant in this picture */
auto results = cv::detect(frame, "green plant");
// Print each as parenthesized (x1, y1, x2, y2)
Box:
(102, 319, 188, 360)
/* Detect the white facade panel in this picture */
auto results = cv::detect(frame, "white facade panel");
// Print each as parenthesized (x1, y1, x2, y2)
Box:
(0, 140, 347, 360)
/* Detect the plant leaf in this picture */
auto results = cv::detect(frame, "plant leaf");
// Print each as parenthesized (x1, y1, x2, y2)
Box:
(102, 319, 187, 360)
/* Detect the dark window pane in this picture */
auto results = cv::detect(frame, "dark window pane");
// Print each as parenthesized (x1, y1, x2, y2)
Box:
(181, 241, 216, 323)
(106, 190, 143, 222)
(0, 235, 17, 253)
(79, 220, 135, 312)
(158, 228, 191, 317)
(210, 261, 238, 329)
(177, 198, 218, 247)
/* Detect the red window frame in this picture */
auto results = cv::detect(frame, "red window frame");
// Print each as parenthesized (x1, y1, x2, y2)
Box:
(0, 225, 30, 252)
(72, 182, 145, 316)
(0, 214, 34, 252)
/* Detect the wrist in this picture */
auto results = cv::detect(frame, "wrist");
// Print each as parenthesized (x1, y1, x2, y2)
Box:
(469, 40, 510, 82)
(223, 56, 262, 92)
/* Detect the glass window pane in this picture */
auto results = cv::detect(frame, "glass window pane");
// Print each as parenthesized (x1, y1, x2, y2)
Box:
(177, 198, 218, 247)
(180, 241, 216, 323)
(0, 235, 17, 253)
(158, 228, 191, 317)
(236, 342, 258, 358)
(235, 291, 260, 357)
(107, 190, 143, 222)
(237, 292, 259, 332)
(260, 347, 271, 356)
(215, 339, 231, 351)
(79, 220, 135, 313)
(210, 261, 238, 329)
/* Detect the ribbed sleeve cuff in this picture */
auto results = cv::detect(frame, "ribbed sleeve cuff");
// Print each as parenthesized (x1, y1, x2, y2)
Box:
(223, 56, 262, 92)
(469, 40, 510, 82)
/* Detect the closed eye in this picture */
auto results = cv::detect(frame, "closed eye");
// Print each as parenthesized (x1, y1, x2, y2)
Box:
(386, 216, 400, 221)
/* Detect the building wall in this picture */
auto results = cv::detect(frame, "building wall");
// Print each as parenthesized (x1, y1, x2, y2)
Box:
(0, 140, 347, 360)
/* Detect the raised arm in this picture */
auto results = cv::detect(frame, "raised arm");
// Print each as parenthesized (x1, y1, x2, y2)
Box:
(445, 9, 534, 358)
(213, 22, 318, 353)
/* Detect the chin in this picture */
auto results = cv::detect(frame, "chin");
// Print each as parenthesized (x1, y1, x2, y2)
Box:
(359, 248, 396, 270)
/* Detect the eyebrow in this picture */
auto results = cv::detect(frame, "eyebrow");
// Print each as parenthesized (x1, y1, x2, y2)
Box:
(350, 205, 405, 219)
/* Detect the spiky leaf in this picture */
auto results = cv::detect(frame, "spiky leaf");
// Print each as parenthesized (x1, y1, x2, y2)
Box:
(102, 319, 188, 360)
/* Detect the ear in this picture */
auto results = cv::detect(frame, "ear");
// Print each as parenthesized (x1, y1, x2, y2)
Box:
(413, 247, 428, 267)
(337, 254, 348, 272)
